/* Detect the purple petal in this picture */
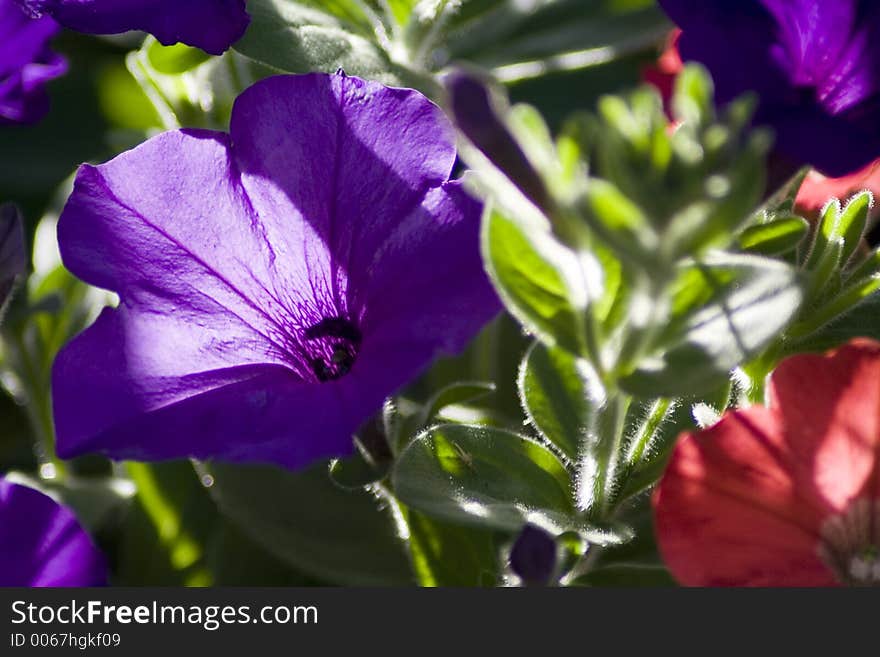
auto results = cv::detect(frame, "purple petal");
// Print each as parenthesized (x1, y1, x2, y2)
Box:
(53, 309, 374, 468)
(445, 69, 549, 210)
(57, 129, 307, 374)
(0, 478, 106, 587)
(0, 0, 66, 124)
(54, 73, 499, 470)
(229, 74, 457, 290)
(17, 0, 250, 55)
(658, 0, 880, 177)
(229, 74, 494, 351)
(759, 1, 855, 87)
(357, 181, 498, 355)
(659, 1, 785, 103)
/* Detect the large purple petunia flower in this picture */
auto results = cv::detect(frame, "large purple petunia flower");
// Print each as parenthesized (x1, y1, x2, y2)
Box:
(16, 0, 250, 55)
(0, 0, 66, 124)
(53, 73, 499, 471)
(0, 478, 106, 586)
(658, 1, 880, 177)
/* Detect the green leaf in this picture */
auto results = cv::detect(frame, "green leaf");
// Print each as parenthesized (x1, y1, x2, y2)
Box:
(447, 1, 670, 81)
(784, 287, 880, 353)
(830, 191, 872, 268)
(738, 215, 809, 256)
(96, 60, 163, 131)
(147, 41, 212, 74)
(616, 395, 703, 501)
(416, 381, 496, 429)
(0, 203, 25, 314)
(328, 412, 394, 490)
(572, 495, 674, 586)
(385, 0, 418, 28)
(582, 178, 658, 268)
(620, 253, 804, 396)
(393, 424, 572, 530)
(807, 199, 843, 273)
(392, 424, 624, 543)
(130, 35, 284, 131)
(205, 519, 318, 585)
(118, 462, 217, 586)
(662, 132, 768, 258)
(672, 63, 714, 127)
(405, 509, 499, 586)
(234, 0, 412, 86)
(583, 63, 769, 267)
(482, 205, 589, 355)
(119, 462, 315, 586)
(506, 104, 558, 180)
(327, 445, 388, 490)
(574, 563, 676, 586)
(206, 461, 412, 585)
(518, 340, 603, 462)
(282, 0, 377, 36)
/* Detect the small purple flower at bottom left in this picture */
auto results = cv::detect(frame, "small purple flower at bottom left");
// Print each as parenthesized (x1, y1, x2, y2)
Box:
(0, 0, 66, 125)
(0, 477, 107, 586)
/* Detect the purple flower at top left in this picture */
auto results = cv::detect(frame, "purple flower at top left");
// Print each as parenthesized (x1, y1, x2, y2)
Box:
(17, 0, 250, 56)
(0, 0, 66, 124)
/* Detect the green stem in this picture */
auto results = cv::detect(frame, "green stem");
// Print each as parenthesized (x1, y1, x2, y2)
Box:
(579, 392, 629, 521)
(224, 52, 244, 96)
(130, 462, 212, 585)
(352, 0, 393, 51)
(624, 398, 671, 471)
(127, 52, 180, 130)
(412, 0, 453, 70)
(7, 332, 65, 479)
(615, 272, 670, 376)
(740, 349, 778, 405)
(376, 0, 403, 42)
(493, 25, 669, 84)
(786, 275, 880, 342)
(562, 542, 605, 585)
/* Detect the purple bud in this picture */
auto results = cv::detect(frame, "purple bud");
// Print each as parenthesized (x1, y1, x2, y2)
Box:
(0, 203, 26, 309)
(445, 70, 549, 210)
(509, 523, 557, 585)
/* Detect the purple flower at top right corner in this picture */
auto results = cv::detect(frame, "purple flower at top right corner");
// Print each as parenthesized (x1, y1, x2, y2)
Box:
(658, 0, 880, 177)
(0, 0, 66, 125)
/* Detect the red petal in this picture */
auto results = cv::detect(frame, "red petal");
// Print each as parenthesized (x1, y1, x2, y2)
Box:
(654, 407, 835, 586)
(769, 339, 880, 511)
(795, 158, 880, 222)
(642, 30, 683, 114)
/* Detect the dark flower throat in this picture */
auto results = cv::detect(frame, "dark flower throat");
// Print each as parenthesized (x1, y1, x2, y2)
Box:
(304, 316, 362, 382)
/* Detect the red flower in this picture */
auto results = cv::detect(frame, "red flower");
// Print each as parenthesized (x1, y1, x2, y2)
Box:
(642, 29, 682, 115)
(653, 339, 880, 586)
(795, 159, 880, 223)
